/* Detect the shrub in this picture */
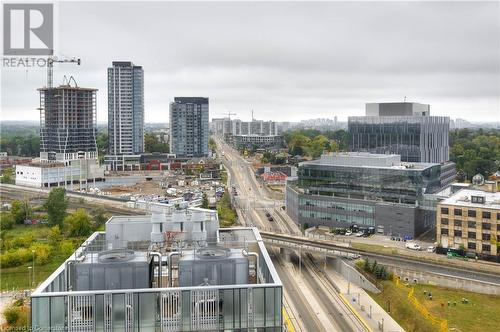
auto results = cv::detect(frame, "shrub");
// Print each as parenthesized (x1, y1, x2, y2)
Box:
(0, 212, 15, 230)
(3, 306, 20, 324)
(3, 304, 28, 328)
(0, 247, 33, 268)
(30, 243, 52, 265)
(60, 240, 75, 258)
(48, 225, 63, 246)
(64, 209, 93, 237)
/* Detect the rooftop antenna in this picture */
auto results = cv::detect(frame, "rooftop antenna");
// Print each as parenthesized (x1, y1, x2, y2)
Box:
(404, 96, 407, 102)
(251, 109, 254, 121)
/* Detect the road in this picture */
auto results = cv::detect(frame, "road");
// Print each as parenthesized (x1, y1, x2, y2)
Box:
(215, 136, 368, 332)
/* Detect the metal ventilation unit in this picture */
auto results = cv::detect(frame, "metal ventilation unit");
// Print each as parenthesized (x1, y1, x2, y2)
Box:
(69, 249, 149, 291)
(177, 247, 252, 287)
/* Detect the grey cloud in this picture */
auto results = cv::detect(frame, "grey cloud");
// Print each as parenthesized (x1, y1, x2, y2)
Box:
(1, 1, 499, 123)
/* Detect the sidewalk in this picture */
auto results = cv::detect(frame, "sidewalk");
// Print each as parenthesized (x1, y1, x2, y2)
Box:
(326, 267, 405, 332)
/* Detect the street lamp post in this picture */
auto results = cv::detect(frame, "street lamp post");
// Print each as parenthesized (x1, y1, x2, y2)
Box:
(32, 250, 35, 286)
(27, 266, 32, 289)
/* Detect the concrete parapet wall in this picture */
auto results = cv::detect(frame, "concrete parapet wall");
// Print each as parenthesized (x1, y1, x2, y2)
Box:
(331, 257, 381, 293)
(387, 265, 500, 295)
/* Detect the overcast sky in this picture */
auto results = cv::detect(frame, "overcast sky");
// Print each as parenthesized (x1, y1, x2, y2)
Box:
(1, 1, 499, 123)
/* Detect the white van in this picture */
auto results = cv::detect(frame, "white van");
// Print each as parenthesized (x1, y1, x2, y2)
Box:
(405, 242, 421, 251)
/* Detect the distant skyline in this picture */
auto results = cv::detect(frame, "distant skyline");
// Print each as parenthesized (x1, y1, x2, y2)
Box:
(1, 1, 499, 123)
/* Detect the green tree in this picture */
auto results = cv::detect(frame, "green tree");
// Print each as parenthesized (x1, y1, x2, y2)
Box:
(201, 193, 209, 209)
(0, 167, 14, 184)
(10, 200, 31, 224)
(145, 133, 169, 153)
(65, 209, 93, 237)
(47, 226, 63, 246)
(90, 206, 108, 228)
(44, 188, 68, 227)
(209, 137, 217, 152)
(0, 212, 15, 230)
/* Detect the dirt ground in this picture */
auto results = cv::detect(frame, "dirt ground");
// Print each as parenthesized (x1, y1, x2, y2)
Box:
(106, 180, 163, 196)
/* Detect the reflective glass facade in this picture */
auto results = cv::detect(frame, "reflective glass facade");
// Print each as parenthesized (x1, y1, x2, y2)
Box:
(348, 116, 449, 163)
(286, 154, 443, 236)
(298, 162, 442, 205)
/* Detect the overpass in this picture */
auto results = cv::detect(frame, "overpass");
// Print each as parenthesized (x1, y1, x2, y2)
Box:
(260, 231, 500, 286)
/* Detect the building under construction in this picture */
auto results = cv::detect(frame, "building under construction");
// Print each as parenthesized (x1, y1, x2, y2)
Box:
(39, 83, 98, 162)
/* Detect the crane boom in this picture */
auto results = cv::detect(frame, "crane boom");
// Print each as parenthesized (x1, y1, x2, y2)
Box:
(47, 56, 81, 88)
(218, 112, 237, 121)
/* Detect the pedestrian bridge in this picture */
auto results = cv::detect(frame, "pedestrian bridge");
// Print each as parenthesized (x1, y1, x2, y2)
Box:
(260, 231, 361, 259)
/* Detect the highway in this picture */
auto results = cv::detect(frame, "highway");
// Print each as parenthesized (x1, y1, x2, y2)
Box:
(216, 137, 369, 331)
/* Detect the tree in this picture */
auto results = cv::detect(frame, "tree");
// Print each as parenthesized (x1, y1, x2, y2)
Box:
(64, 209, 93, 237)
(44, 188, 68, 227)
(0, 167, 14, 184)
(145, 133, 169, 153)
(90, 206, 108, 228)
(209, 137, 217, 152)
(10, 200, 31, 224)
(201, 193, 209, 209)
(47, 226, 63, 246)
(0, 212, 15, 230)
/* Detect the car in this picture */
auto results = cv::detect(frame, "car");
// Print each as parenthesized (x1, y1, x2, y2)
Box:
(405, 242, 421, 251)
(427, 246, 436, 253)
(267, 217, 274, 222)
(356, 231, 364, 237)
(265, 212, 271, 217)
(362, 233, 370, 237)
(345, 231, 352, 236)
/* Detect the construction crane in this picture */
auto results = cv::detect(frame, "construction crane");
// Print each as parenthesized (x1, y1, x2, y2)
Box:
(46, 56, 81, 88)
(218, 112, 237, 121)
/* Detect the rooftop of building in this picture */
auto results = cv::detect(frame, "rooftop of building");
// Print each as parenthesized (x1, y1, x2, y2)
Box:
(234, 134, 281, 137)
(173, 97, 209, 104)
(440, 189, 500, 210)
(300, 152, 438, 170)
(32, 207, 280, 299)
(38, 84, 98, 92)
(111, 61, 142, 68)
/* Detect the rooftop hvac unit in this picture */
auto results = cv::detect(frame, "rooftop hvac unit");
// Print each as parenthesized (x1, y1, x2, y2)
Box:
(70, 249, 150, 291)
(178, 247, 249, 287)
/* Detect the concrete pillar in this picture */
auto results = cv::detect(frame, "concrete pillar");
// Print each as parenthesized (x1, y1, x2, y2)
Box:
(280, 248, 292, 262)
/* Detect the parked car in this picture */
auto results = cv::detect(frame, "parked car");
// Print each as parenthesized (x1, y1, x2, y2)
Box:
(427, 246, 436, 253)
(405, 242, 421, 251)
(355, 231, 364, 237)
(345, 231, 352, 236)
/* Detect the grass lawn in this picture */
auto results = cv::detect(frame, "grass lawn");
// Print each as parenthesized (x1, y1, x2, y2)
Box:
(351, 242, 399, 255)
(1, 254, 67, 291)
(367, 280, 500, 332)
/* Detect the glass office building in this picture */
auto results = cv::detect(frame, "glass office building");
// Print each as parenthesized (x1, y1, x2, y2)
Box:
(286, 153, 443, 237)
(348, 102, 450, 164)
(31, 208, 282, 331)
